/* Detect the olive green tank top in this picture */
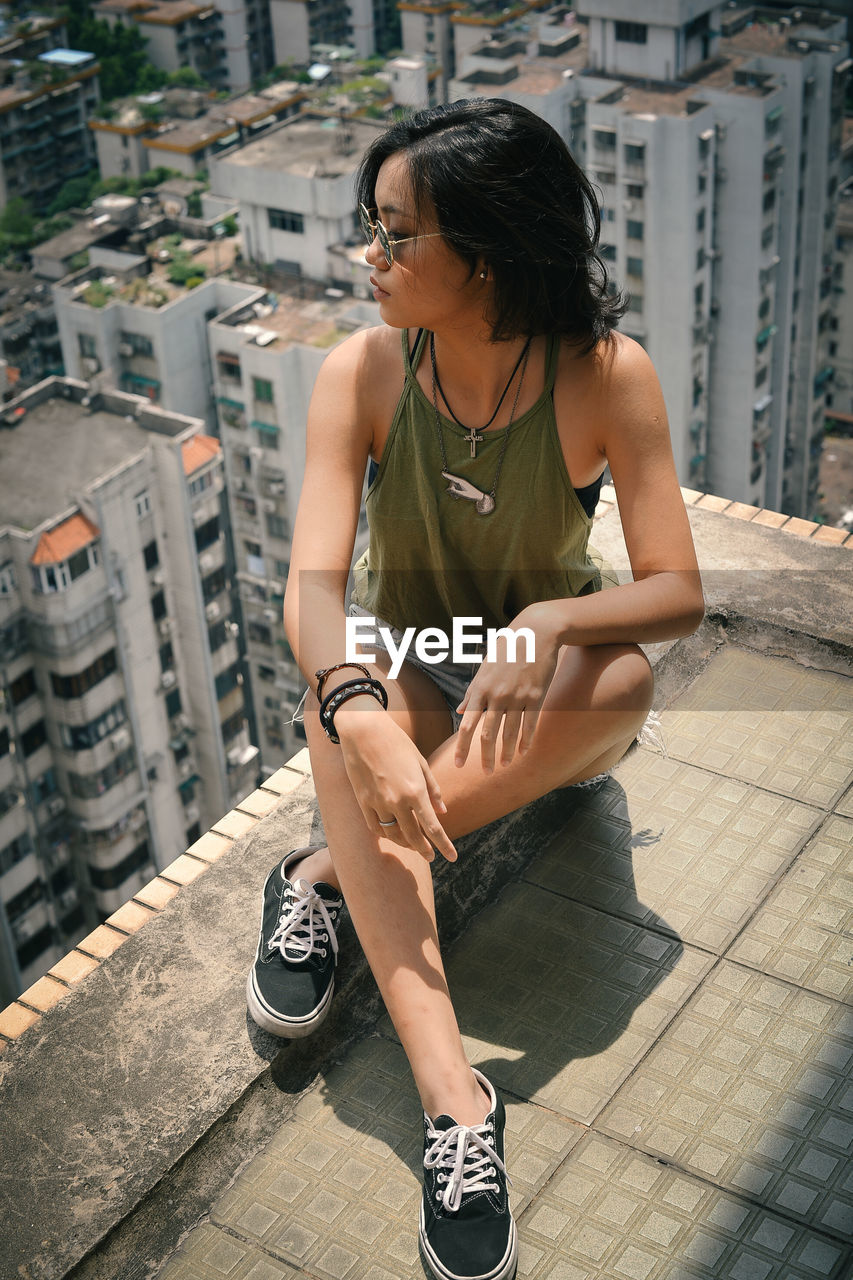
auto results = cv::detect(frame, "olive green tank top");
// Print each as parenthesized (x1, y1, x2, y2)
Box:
(351, 328, 604, 640)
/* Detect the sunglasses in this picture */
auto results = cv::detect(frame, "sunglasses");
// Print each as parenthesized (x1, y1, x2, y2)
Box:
(358, 203, 442, 266)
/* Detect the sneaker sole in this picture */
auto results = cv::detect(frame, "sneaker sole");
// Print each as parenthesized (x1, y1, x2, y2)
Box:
(245, 969, 335, 1039)
(418, 1206, 518, 1280)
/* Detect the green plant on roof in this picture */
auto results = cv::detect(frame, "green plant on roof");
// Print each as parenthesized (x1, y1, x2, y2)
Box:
(83, 279, 115, 308)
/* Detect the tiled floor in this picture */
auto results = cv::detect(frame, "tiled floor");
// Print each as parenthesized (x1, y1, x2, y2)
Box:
(158, 646, 853, 1280)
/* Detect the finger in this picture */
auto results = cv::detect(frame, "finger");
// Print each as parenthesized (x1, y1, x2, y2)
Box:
(478, 707, 504, 774)
(499, 710, 524, 766)
(416, 800, 457, 863)
(454, 696, 484, 767)
(518, 704, 542, 755)
(422, 763, 448, 815)
(395, 808, 436, 862)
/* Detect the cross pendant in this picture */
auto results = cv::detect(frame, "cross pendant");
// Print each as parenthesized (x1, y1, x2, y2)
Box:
(467, 430, 484, 458)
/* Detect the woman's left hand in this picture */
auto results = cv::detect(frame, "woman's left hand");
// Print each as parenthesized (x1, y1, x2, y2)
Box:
(453, 605, 560, 772)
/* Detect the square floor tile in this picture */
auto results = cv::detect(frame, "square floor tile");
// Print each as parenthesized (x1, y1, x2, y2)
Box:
(529, 755, 819, 954)
(835, 785, 853, 819)
(395, 881, 713, 1126)
(729, 815, 853, 1003)
(598, 962, 853, 1241)
(659, 648, 853, 808)
(211, 1036, 582, 1278)
(520, 1132, 848, 1279)
(157, 1223, 301, 1279)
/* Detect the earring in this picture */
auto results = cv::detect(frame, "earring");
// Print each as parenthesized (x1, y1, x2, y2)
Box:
(479, 270, 487, 280)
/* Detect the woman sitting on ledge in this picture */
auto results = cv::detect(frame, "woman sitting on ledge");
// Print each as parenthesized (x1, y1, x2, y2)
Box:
(247, 98, 704, 1280)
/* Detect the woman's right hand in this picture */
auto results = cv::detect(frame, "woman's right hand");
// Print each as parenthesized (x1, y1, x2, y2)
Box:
(334, 703, 458, 863)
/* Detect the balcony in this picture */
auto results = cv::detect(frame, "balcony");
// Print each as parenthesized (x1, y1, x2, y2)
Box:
(1, 495, 852, 1280)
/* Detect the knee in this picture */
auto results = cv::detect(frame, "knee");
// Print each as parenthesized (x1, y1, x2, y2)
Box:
(606, 644, 654, 712)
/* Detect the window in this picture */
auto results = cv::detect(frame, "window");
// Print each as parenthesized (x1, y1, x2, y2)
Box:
(20, 720, 47, 757)
(265, 513, 290, 540)
(32, 768, 57, 805)
(755, 365, 768, 387)
(143, 540, 159, 570)
(216, 352, 242, 383)
(215, 665, 240, 700)
(78, 332, 97, 359)
(31, 543, 99, 595)
(120, 331, 154, 358)
(268, 208, 304, 233)
(10, 668, 37, 705)
(0, 726, 8, 757)
(615, 20, 647, 43)
(202, 567, 226, 601)
(599, 243, 616, 261)
(0, 833, 33, 875)
(761, 224, 775, 249)
(89, 842, 150, 891)
(627, 295, 643, 313)
(275, 558, 289, 579)
(189, 470, 214, 499)
(696, 246, 706, 270)
(165, 687, 182, 719)
(626, 257, 643, 278)
(208, 619, 229, 651)
(696, 208, 706, 232)
(694, 283, 704, 307)
(624, 144, 645, 166)
(626, 220, 644, 241)
(51, 649, 117, 700)
(253, 377, 274, 403)
(0, 561, 15, 595)
(593, 129, 616, 150)
(58, 699, 127, 751)
(159, 642, 174, 672)
(194, 516, 220, 552)
(763, 188, 776, 213)
(135, 491, 152, 519)
(255, 424, 280, 450)
(258, 664, 276, 683)
(698, 173, 707, 194)
(626, 183, 644, 199)
(151, 590, 167, 622)
(68, 746, 137, 799)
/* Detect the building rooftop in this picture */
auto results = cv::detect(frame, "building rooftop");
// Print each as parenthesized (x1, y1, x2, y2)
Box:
(217, 114, 386, 179)
(31, 511, 100, 565)
(1, 488, 851, 1280)
(215, 290, 379, 350)
(0, 393, 153, 533)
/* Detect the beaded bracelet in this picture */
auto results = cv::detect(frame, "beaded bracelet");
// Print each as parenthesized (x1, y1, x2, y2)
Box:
(319, 677, 389, 744)
(315, 662, 371, 703)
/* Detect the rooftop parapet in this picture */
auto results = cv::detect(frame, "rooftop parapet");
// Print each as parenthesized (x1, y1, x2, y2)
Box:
(0, 489, 851, 1280)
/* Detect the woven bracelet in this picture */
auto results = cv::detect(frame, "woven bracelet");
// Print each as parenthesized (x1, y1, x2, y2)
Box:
(315, 662, 371, 703)
(319, 677, 388, 744)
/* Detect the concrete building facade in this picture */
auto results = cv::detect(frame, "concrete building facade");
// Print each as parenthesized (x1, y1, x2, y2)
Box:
(0, 378, 256, 1003)
(447, 2, 849, 518)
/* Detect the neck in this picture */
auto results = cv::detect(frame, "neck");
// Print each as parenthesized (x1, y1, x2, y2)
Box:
(430, 329, 534, 409)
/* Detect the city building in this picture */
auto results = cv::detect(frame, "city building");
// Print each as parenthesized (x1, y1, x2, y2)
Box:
(210, 113, 386, 285)
(828, 177, 853, 424)
(0, 272, 62, 393)
(92, 0, 275, 94)
(269, 0, 401, 63)
(89, 81, 305, 181)
(446, 2, 849, 517)
(208, 286, 376, 767)
(0, 47, 100, 212)
(0, 376, 256, 1002)
(398, 0, 551, 95)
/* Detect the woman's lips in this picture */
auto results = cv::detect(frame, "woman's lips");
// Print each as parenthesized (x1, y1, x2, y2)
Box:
(369, 276, 390, 299)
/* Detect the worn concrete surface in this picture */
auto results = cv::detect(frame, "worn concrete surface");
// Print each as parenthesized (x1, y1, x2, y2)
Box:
(152, 645, 853, 1280)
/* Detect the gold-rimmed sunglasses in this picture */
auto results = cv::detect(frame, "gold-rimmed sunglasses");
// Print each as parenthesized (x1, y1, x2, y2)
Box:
(358, 203, 442, 267)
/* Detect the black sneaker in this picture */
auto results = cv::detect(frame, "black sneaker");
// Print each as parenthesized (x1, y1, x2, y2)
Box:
(246, 847, 343, 1038)
(419, 1070, 518, 1280)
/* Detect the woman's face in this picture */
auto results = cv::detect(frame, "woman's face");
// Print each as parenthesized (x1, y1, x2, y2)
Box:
(365, 151, 484, 334)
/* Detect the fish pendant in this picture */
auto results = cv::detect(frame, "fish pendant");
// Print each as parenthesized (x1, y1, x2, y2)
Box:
(442, 471, 495, 515)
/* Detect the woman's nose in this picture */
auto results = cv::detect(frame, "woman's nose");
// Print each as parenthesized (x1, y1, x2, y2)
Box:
(364, 236, 389, 269)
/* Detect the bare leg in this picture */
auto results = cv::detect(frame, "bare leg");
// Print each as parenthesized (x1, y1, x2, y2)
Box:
(298, 644, 653, 1125)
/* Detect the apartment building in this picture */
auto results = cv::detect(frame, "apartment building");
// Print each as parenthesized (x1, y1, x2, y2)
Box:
(269, 0, 401, 62)
(447, 2, 848, 517)
(0, 377, 256, 1002)
(0, 48, 100, 212)
(829, 181, 853, 423)
(398, 0, 551, 94)
(94, 0, 274, 93)
(210, 113, 386, 285)
(209, 288, 376, 768)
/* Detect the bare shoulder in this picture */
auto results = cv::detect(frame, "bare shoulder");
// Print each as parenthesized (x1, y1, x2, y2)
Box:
(586, 332, 670, 455)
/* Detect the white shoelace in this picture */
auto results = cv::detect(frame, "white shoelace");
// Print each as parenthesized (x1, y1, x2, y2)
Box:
(269, 878, 339, 962)
(424, 1119, 508, 1213)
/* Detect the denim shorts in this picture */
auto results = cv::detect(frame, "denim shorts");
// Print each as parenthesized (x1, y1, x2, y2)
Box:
(347, 602, 476, 733)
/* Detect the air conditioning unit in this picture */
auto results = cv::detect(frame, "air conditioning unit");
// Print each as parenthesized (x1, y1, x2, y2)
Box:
(205, 601, 221, 621)
(58, 887, 78, 912)
(118, 342, 134, 358)
(184, 803, 200, 825)
(262, 499, 276, 513)
(263, 608, 277, 622)
(151, 569, 165, 586)
(161, 670, 177, 690)
(83, 356, 100, 375)
(179, 758, 193, 778)
(199, 551, 215, 573)
(111, 726, 131, 751)
(159, 618, 172, 638)
(267, 480, 286, 496)
(47, 795, 66, 818)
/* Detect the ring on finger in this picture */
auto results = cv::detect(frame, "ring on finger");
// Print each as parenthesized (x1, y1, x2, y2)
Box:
(378, 816, 397, 827)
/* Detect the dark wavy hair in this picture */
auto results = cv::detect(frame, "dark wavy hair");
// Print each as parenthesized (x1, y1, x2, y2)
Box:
(355, 98, 625, 349)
